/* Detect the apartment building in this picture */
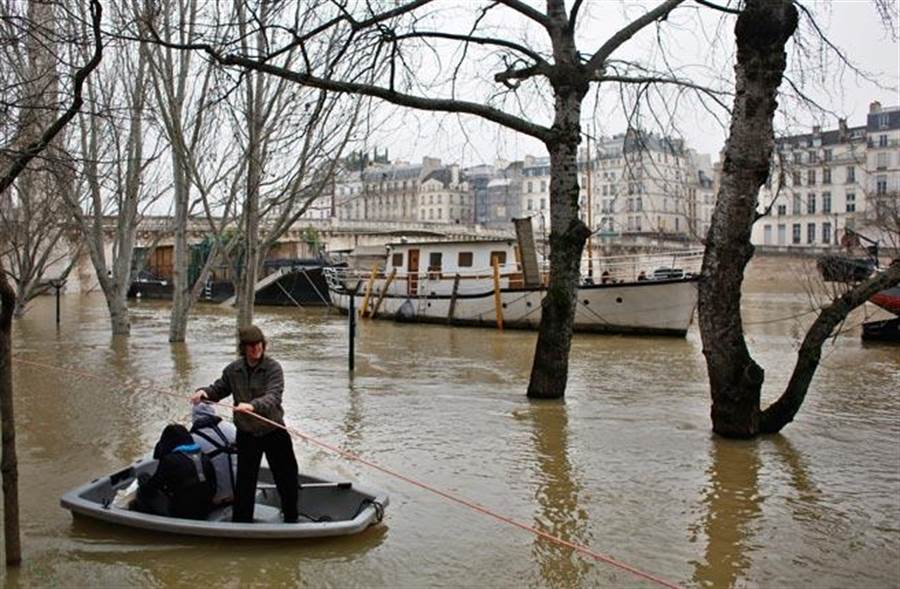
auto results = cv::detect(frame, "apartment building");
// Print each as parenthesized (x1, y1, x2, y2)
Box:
(418, 165, 471, 223)
(753, 101, 899, 249)
(329, 130, 715, 240)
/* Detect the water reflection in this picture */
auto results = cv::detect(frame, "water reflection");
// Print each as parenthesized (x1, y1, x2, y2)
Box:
(340, 382, 365, 455)
(525, 401, 591, 589)
(691, 435, 819, 588)
(64, 516, 388, 586)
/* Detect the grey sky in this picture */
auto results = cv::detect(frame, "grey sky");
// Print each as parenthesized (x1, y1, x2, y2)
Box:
(366, 1, 899, 167)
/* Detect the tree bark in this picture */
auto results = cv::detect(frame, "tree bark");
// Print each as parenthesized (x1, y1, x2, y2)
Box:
(0, 259, 21, 566)
(528, 93, 590, 398)
(698, 0, 798, 438)
(760, 260, 900, 433)
(526, 3, 591, 399)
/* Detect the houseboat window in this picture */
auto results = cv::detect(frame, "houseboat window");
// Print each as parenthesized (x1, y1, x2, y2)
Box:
(392, 253, 403, 267)
(490, 251, 507, 265)
(428, 252, 443, 271)
(458, 252, 473, 267)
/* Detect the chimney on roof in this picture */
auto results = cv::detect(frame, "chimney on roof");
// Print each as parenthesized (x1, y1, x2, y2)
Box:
(838, 118, 848, 139)
(870, 100, 882, 113)
(812, 125, 821, 135)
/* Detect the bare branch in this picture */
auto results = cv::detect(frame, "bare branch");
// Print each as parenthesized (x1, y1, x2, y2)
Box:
(586, 0, 685, 74)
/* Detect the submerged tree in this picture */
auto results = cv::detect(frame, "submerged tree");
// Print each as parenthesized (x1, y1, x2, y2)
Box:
(699, 0, 900, 438)
(62, 1, 164, 336)
(0, 0, 103, 565)
(153, 0, 728, 398)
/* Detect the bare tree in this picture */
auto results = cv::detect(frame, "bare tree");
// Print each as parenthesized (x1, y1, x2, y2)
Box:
(142, 0, 230, 342)
(151, 0, 721, 399)
(699, 0, 900, 438)
(0, 0, 103, 566)
(61, 2, 164, 336)
(0, 0, 82, 316)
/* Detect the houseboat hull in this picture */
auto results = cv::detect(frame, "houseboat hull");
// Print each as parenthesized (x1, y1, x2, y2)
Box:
(329, 278, 698, 336)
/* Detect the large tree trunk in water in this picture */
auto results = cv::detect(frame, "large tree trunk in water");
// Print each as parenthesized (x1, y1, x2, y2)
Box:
(527, 84, 590, 399)
(0, 259, 22, 566)
(698, 0, 798, 438)
(760, 261, 900, 433)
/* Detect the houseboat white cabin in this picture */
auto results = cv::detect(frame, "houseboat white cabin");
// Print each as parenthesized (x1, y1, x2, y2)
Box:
(325, 238, 702, 336)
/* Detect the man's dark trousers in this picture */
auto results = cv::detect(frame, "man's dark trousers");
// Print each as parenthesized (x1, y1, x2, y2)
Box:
(233, 428, 298, 522)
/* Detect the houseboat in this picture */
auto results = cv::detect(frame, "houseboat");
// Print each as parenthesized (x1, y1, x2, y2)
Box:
(324, 238, 702, 336)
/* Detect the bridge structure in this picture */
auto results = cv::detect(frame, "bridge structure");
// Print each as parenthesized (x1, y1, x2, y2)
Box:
(129, 216, 516, 253)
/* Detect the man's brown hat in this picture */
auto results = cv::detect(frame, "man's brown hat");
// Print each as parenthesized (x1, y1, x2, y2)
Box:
(238, 325, 266, 345)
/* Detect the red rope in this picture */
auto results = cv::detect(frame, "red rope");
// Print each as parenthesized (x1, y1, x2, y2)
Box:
(14, 356, 680, 589)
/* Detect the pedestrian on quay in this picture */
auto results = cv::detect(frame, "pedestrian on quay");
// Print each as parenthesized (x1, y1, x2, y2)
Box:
(190, 325, 299, 523)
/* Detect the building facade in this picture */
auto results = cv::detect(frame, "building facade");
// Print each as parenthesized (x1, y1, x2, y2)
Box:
(752, 101, 900, 250)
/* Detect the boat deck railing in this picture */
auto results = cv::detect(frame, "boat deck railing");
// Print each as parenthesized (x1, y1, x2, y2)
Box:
(325, 248, 704, 297)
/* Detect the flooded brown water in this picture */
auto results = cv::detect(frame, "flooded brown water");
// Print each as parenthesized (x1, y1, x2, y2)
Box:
(1, 255, 898, 588)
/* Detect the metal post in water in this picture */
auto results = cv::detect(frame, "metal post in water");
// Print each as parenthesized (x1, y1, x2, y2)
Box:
(346, 280, 362, 373)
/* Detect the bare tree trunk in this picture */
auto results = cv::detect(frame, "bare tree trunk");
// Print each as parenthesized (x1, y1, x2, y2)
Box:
(760, 260, 900, 432)
(169, 164, 191, 341)
(235, 20, 267, 331)
(528, 90, 590, 398)
(0, 259, 21, 566)
(698, 0, 798, 438)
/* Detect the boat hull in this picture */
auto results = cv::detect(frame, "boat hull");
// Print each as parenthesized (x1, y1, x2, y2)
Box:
(60, 457, 388, 539)
(330, 278, 698, 336)
(870, 285, 900, 317)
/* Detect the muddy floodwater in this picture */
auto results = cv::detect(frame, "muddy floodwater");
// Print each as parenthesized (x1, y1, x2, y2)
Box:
(1, 256, 898, 588)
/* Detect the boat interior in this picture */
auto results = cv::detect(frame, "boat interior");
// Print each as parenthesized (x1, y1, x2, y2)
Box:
(79, 458, 377, 524)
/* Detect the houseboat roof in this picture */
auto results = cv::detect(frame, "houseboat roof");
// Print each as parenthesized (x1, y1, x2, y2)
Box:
(386, 238, 516, 249)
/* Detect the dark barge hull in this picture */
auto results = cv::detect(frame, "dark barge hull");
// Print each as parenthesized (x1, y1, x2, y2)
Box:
(862, 317, 900, 343)
(128, 266, 330, 306)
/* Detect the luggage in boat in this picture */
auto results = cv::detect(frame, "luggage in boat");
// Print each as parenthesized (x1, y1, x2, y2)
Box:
(60, 456, 388, 539)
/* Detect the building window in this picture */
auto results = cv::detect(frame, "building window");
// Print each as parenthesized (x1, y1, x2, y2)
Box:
(636, 197, 643, 211)
(490, 251, 507, 266)
(879, 134, 888, 147)
(527, 181, 533, 193)
(876, 175, 887, 195)
(392, 253, 403, 267)
(792, 224, 801, 244)
(793, 194, 801, 215)
(822, 192, 831, 213)
(807, 169, 816, 185)
(808, 151, 817, 164)
(777, 223, 786, 244)
(807, 223, 815, 244)
(807, 193, 816, 214)
(764, 224, 772, 244)
(823, 168, 831, 184)
(540, 181, 547, 192)
(824, 149, 832, 162)
(540, 198, 546, 210)
(777, 204, 787, 216)
(846, 166, 855, 183)
(793, 171, 802, 186)
(876, 152, 890, 170)
(846, 192, 856, 212)
(823, 222, 832, 244)
(527, 199, 534, 211)
(458, 252, 473, 267)
(793, 152, 802, 164)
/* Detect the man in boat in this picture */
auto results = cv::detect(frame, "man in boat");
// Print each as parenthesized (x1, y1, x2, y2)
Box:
(190, 325, 299, 524)
(191, 403, 237, 506)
